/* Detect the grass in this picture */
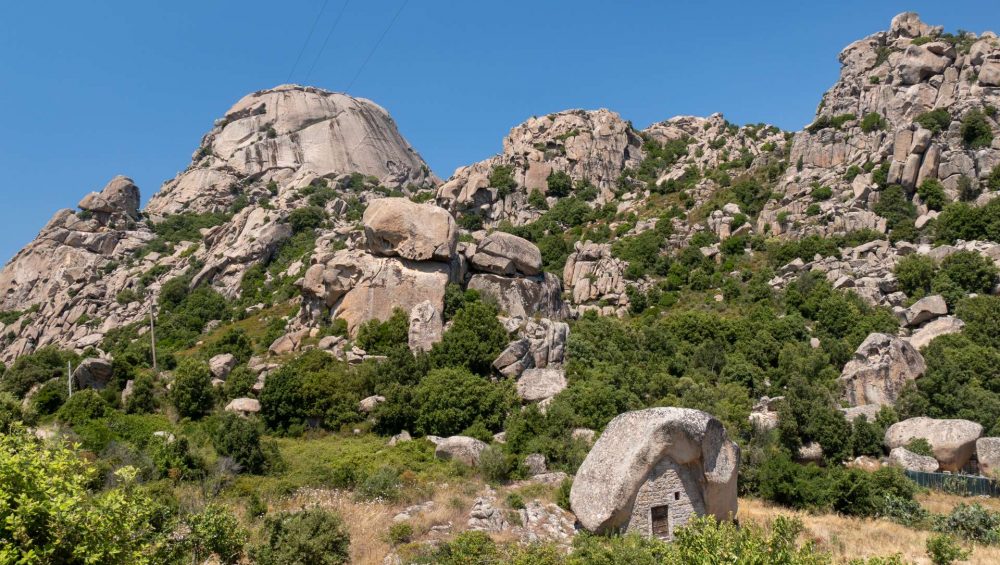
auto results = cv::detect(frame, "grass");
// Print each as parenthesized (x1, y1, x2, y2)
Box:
(175, 302, 296, 359)
(740, 495, 1000, 564)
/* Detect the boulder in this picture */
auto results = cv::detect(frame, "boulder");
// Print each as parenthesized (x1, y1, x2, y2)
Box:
(570, 407, 739, 536)
(471, 232, 543, 276)
(73, 358, 114, 391)
(434, 436, 488, 467)
(841, 404, 881, 423)
(359, 395, 386, 413)
(78, 176, 141, 220)
(897, 45, 951, 85)
(363, 198, 457, 261)
(225, 397, 261, 416)
(209, 353, 237, 380)
(407, 300, 443, 353)
(976, 438, 1000, 477)
(889, 447, 939, 472)
(885, 417, 983, 472)
(904, 295, 948, 327)
(838, 333, 926, 407)
(467, 273, 566, 319)
(749, 396, 783, 432)
(979, 60, 1000, 87)
(796, 442, 824, 464)
(524, 453, 548, 476)
(907, 316, 965, 350)
(516, 368, 567, 402)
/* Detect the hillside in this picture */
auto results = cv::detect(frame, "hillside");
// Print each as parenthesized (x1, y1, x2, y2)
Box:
(2, 11, 1000, 565)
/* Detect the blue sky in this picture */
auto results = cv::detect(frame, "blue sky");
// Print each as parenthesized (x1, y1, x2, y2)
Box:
(0, 1, 996, 263)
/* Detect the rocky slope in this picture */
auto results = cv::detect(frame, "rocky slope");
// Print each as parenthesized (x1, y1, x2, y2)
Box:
(2, 13, 1000, 369)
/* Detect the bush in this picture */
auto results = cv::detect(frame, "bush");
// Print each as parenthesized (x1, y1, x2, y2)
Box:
(252, 509, 350, 565)
(386, 522, 413, 545)
(938, 250, 998, 296)
(412, 367, 516, 437)
(894, 254, 937, 297)
(0, 346, 77, 398)
(356, 309, 409, 355)
(212, 413, 266, 474)
(961, 109, 994, 149)
(185, 504, 247, 564)
(31, 379, 68, 416)
(223, 366, 256, 400)
(546, 170, 573, 198)
(915, 109, 952, 133)
(170, 358, 215, 419)
(356, 466, 401, 501)
(934, 503, 1000, 545)
(479, 445, 513, 483)
(125, 373, 157, 414)
(861, 112, 887, 133)
(0, 392, 23, 431)
(926, 534, 971, 565)
(810, 184, 833, 201)
(287, 206, 327, 233)
(57, 389, 110, 426)
(904, 437, 934, 457)
(874, 185, 917, 238)
(489, 165, 518, 195)
(918, 179, 948, 211)
(429, 300, 510, 376)
(955, 296, 1000, 349)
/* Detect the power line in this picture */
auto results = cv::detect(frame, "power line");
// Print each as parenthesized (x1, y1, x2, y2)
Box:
(286, 0, 331, 82)
(345, 0, 409, 92)
(304, 0, 353, 82)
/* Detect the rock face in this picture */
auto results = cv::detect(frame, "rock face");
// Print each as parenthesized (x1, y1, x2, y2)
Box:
(493, 317, 568, 378)
(471, 232, 543, 276)
(147, 85, 435, 216)
(885, 417, 983, 472)
(889, 447, 940, 472)
(516, 368, 567, 402)
(839, 333, 927, 408)
(407, 300, 443, 353)
(976, 438, 1000, 477)
(563, 241, 632, 317)
(907, 316, 965, 350)
(78, 176, 140, 220)
(434, 436, 488, 467)
(467, 273, 567, 320)
(363, 198, 457, 261)
(73, 358, 114, 391)
(570, 408, 739, 539)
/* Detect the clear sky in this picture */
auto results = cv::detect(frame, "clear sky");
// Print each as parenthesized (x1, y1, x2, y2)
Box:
(0, 1, 996, 263)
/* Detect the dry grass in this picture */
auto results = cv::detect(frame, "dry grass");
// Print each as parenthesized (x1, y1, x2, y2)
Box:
(276, 480, 484, 565)
(739, 496, 1000, 564)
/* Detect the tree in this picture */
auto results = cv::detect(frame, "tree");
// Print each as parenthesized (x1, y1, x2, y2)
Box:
(0, 427, 169, 564)
(170, 358, 214, 419)
(413, 367, 516, 437)
(546, 170, 573, 198)
(894, 254, 937, 297)
(938, 251, 998, 296)
(125, 373, 157, 414)
(356, 309, 409, 355)
(429, 301, 510, 376)
(252, 509, 351, 565)
(212, 413, 266, 474)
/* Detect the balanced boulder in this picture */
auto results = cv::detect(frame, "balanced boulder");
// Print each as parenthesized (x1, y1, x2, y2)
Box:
(363, 198, 457, 261)
(885, 417, 983, 472)
(838, 333, 926, 407)
(570, 408, 739, 539)
(471, 232, 543, 276)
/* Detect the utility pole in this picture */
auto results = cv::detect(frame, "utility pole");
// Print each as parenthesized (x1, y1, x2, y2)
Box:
(149, 300, 158, 373)
(67, 361, 73, 398)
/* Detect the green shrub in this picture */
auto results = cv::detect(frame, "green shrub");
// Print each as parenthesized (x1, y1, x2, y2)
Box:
(412, 367, 516, 437)
(961, 109, 994, 149)
(546, 170, 573, 198)
(810, 185, 833, 201)
(918, 179, 948, 211)
(489, 165, 518, 195)
(805, 204, 821, 216)
(212, 413, 266, 474)
(528, 189, 548, 209)
(938, 250, 998, 296)
(356, 466, 401, 501)
(185, 504, 247, 564)
(57, 390, 109, 426)
(252, 509, 350, 565)
(170, 358, 214, 419)
(223, 367, 256, 400)
(125, 373, 157, 414)
(915, 109, 952, 133)
(904, 437, 934, 457)
(31, 379, 68, 416)
(479, 445, 513, 483)
(287, 206, 327, 233)
(934, 503, 1000, 545)
(895, 254, 937, 297)
(926, 534, 971, 565)
(0, 392, 23, 431)
(386, 522, 413, 545)
(356, 309, 410, 355)
(989, 165, 1000, 191)
(955, 296, 1000, 349)
(429, 300, 509, 376)
(0, 346, 77, 398)
(861, 112, 887, 133)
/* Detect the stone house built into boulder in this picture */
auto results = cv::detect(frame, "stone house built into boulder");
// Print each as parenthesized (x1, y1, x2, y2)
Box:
(570, 407, 739, 541)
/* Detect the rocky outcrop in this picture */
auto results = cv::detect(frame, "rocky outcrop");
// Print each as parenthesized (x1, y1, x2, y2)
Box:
(570, 407, 739, 535)
(907, 316, 965, 350)
(147, 85, 435, 216)
(363, 198, 457, 261)
(434, 436, 488, 467)
(889, 447, 940, 472)
(838, 333, 927, 407)
(885, 417, 983, 472)
(563, 241, 633, 316)
(225, 397, 261, 416)
(471, 232, 542, 276)
(73, 357, 113, 391)
(407, 300, 443, 353)
(976, 437, 1000, 477)
(904, 295, 948, 327)
(516, 368, 567, 402)
(467, 273, 566, 320)
(749, 396, 784, 432)
(492, 317, 568, 378)
(78, 176, 140, 221)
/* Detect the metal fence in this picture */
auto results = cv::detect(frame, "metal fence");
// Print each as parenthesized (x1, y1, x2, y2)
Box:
(904, 470, 1000, 497)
